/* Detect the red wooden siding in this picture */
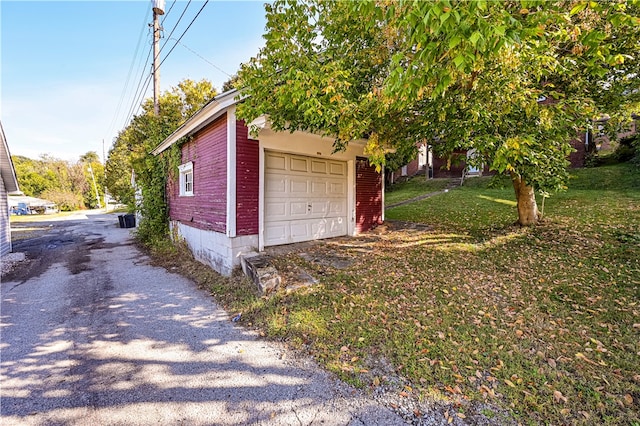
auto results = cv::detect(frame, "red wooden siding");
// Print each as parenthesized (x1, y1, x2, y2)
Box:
(356, 157, 383, 233)
(167, 113, 227, 233)
(235, 120, 259, 235)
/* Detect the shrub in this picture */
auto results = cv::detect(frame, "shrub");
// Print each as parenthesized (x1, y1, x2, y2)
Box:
(614, 134, 638, 163)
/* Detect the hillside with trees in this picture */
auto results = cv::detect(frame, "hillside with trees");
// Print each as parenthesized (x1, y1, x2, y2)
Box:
(12, 152, 104, 211)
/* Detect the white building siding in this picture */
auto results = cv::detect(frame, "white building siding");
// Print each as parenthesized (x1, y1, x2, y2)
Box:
(0, 177, 11, 256)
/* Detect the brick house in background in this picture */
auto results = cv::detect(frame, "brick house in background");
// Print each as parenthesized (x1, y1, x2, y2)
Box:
(391, 132, 594, 183)
(389, 144, 495, 183)
(591, 116, 638, 152)
(392, 95, 640, 182)
(152, 90, 384, 276)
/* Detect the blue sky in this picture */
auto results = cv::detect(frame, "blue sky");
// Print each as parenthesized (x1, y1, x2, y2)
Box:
(1, 0, 267, 162)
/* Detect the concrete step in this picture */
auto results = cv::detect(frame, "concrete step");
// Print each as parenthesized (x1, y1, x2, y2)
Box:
(240, 252, 281, 294)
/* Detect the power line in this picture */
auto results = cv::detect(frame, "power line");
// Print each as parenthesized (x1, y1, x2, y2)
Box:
(159, 0, 209, 68)
(115, 1, 183, 136)
(122, 45, 153, 132)
(161, 0, 177, 25)
(159, 0, 191, 55)
(167, 37, 231, 77)
(104, 6, 151, 143)
(119, 0, 211, 130)
(123, 66, 153, 127)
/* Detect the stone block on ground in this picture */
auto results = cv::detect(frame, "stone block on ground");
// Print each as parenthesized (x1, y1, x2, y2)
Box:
(240, 252, 281, 294)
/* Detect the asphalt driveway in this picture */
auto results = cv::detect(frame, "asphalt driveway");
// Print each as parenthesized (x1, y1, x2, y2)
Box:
(1, 212, 404, 425)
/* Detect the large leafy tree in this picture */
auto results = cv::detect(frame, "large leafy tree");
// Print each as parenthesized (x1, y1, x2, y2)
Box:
(106, 78, 216, 239)
(12, 154, 92, 210)
(106, 79, 216, 203)
(79, 151, 105, 209)
(237, 0, 639, 225)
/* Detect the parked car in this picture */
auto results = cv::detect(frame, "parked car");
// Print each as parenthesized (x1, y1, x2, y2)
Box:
(11, 203, 30, 215)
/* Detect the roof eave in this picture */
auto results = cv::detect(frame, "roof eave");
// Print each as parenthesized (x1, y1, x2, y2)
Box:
(0, 121, 20, 193)
(151, 89, 243, 156)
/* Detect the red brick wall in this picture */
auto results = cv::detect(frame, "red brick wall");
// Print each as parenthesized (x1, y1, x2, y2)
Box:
(356, 157, 383, 233)
(168, 113, 227, 232)
(569, 134, 586, 168)
(390, 158, 419, 182)
(432, 152, 466, 178)
(235, 120, 259, 235)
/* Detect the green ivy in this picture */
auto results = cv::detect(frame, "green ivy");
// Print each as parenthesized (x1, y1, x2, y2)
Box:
(105, 79, 217, 246)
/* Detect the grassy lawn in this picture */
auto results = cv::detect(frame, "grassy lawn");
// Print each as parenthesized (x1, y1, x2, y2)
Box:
(156, 162, 640, 425)
(385, 176, 450, 205)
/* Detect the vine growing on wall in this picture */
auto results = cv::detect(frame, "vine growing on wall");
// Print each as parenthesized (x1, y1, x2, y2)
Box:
(105, 79, 217, 245)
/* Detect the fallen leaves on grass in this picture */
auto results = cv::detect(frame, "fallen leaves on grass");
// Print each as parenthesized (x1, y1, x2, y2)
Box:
(553, 390, 568, 404)
(187, 165, 640, 426)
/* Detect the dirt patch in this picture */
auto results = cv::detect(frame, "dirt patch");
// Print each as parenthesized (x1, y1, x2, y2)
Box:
(10, 225, 54, 242)
(298, 252, 353, 269)
(1, 252, 27, 277)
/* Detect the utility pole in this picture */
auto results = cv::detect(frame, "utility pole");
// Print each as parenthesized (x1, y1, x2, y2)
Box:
(102, 139, 108, 212)
(88, 165, 101, 210)
(152, 0, 165, 116)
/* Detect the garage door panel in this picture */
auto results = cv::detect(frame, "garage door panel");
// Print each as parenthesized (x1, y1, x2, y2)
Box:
(310, 181, 327, 196)
(310, 221, 326, 238)
(290, 178, 308, 193)
(311, 160, 327, 174)
(266, 174, 287, 193)
(264, 223, 289, 245)
(290, 156, 309, 172)
(329, 162, 346, 176)
(290, 222, 310, 239)
(328, 217, 346, 233)
(328, 200, 346, 215)
(266, 153, 287, 170)
(264, 217, 347, 246)
(309, 201, 327, 215)
(265, 201, 287, 219)
(329, 182, 345, 195)
(264, 152, 348, 246)
(290, 202, 309, 216)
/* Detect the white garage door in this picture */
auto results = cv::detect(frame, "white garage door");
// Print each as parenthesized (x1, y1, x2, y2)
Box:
(264, 151, 348, 246)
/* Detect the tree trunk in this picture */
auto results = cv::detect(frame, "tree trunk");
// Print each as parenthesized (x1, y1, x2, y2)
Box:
(511, 173, 539, 226)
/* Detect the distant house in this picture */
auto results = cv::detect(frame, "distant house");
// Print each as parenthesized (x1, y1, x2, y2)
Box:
(389, 144, 493, 183)
(591, 116, 638, 152)
(152, 90, 384, 276)
(1, 122, 20, 256)
(391, 134, 591, 183)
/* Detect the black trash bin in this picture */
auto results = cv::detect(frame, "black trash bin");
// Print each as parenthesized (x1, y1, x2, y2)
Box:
(123, 213, 136, 228)
(118, 215, 125, 228)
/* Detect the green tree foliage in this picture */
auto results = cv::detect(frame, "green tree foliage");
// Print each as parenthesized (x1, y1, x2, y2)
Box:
(222, 74, 240, 92)
(236, 0, 640, 225)
(105, 79, 217, 242)
(12, 154, 94, 211)
(79, 151, 105, 209)
(13, 155, 55, 196)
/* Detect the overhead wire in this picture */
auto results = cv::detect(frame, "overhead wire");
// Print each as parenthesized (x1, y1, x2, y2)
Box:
(122, 45, 153, 129)
(115, 1, 182, 138)
(159, 0, 209, 68)
(159, 0, 191, 55)
(103, 6, 151, 145)
(120, 0, 190, 124)
(167, 37, 231, 77)
(120, 0, 211, 130)
(161, 0, 177, 25)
